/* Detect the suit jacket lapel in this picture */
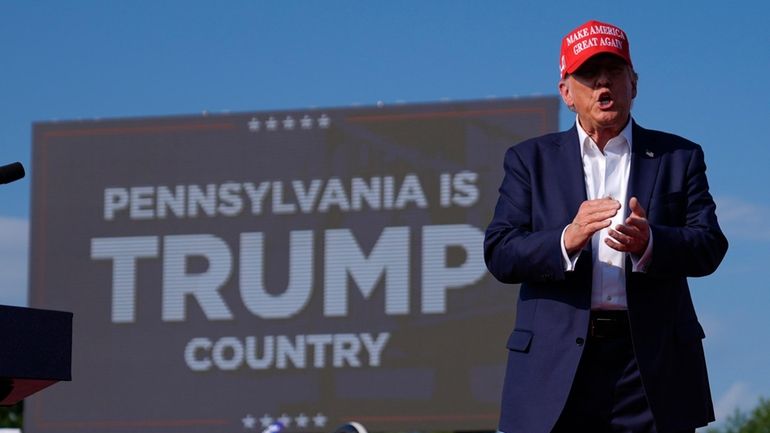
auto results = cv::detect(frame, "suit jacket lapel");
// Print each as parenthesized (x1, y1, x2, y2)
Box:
(557, 125, 593, 298)
(557, 125, 589, 218)
(629, 121, 661, 213)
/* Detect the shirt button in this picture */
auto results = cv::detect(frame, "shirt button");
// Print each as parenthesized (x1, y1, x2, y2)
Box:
(576, 337, 585, 346)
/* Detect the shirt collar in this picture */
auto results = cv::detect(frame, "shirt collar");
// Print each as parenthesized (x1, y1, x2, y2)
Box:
(575, 114, 633, 157)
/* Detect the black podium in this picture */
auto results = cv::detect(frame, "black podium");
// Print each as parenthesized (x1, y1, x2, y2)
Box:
(0, 304, 72, 405)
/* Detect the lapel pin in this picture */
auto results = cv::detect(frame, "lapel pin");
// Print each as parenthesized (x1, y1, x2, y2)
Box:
(645, 149, 654, 158)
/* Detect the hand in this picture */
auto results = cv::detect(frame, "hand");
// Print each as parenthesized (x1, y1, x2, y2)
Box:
(605, 196, 650, 255)
(564, 197, 620, 255)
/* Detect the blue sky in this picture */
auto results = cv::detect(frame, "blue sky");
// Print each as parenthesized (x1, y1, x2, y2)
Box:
(1, 0, 768, 428)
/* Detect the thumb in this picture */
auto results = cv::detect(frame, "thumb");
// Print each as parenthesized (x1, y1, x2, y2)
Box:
(629, 196, 647, 218)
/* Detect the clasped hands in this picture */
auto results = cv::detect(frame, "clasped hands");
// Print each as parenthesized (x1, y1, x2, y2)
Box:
(564, 196, 649, 256)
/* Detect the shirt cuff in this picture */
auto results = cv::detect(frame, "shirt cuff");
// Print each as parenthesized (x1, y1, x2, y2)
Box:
(630, 227, 653, 272)
(560, 224, 580, 271)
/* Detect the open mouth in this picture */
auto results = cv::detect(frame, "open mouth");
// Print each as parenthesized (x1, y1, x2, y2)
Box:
(598, 92, 613, 109)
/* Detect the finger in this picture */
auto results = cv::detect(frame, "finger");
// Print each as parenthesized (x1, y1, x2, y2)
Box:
(608, 227, 648, 254)
(578, 204, 620, 222)
(581, 210, 620, 225)
(572, 199, 621, 231)
(629, 197, 647, 218)
(585, 198, 621, 211)
(605, 234, 643, 253)
(573, 219, 613, 237)
(608, 227, 634, 245)
(604, 237, 630, 252)
(592, 219, 614, 231)
(614, 223, 648, 243)
(613, 224, 641, 238)
(565, 219, 612, 253)
(624, 215, 650, 233)
(579, 197, 619, 210)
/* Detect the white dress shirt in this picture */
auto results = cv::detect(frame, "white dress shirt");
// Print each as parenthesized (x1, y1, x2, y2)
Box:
(560, 116, 652, 310)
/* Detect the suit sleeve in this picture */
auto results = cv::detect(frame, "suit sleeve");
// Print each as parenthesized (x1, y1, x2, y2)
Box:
(484, 145, 566, 284)
(647, 146, 728, 277)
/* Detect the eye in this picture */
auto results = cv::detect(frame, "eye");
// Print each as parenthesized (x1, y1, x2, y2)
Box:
(575, 67, 599, 79)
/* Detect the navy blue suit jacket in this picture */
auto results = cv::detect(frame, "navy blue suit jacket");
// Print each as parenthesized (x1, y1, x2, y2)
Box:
(484, 121, 728, 433)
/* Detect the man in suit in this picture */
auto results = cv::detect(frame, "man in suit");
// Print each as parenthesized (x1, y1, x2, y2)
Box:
(484, 20, 728, 433)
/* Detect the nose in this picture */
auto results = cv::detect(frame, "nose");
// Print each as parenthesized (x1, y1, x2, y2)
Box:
(595, 68, 612, 88)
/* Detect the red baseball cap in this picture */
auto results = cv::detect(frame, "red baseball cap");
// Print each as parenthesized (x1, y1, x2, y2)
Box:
(559, 20, 632, 79)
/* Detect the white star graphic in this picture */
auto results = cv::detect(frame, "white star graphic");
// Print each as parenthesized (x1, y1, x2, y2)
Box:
(277, 413, 292, 427)
(300, 115, 313, 129)
(317, 114, 331, 129)
(242, 414, 257, 429)
(266, 116, 278, 131)
(295, 413, 310, 428)
(248, 117, 261, 132)
(282, 116, 296, 130)
(313, 413, 328, 428)
(259, 414, 274, 428)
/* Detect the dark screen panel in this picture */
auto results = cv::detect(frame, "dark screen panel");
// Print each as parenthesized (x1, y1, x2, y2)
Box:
(26, 97, 558, 433)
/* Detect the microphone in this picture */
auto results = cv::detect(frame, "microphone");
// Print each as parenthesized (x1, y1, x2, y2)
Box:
(0, 162, 25, 185)
(333, 422, 368, 433)
(261, 421, 284, 433)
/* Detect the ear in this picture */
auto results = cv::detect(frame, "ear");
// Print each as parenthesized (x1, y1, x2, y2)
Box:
(558, 79, 573, 107)
(630, 70, 638, 99)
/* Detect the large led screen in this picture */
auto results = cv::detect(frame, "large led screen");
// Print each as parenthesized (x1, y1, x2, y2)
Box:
(27, 97, 558, 433)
